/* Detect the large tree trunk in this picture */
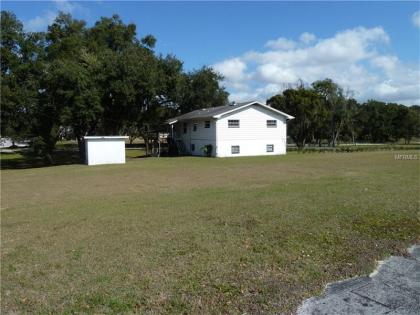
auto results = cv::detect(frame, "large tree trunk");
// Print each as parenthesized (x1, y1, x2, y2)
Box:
(331, 119, 344, 147)
(331, 127, 336, 147)
(77, 137, 86, 162)
(144, 136, 149, 156)
(44, 139, 57, 165)
(333, 130, 340, 147)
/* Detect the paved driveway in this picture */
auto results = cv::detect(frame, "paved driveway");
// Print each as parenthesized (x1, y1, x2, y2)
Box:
(298, 245, 420, 315)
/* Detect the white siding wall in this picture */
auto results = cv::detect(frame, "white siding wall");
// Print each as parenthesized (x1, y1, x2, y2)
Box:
(215, 105, 287, 157)
(174, 119, 216, 156)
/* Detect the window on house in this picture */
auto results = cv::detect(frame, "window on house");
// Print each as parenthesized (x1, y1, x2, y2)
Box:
(183, 123, 187, 134)
(267, 120, 277, 127)
(205, 121, 211, 128)
(191, 144, 195, 151)
(228, 120, 240, 128)
(266, 144, 274, 152)
(231, 145, 240, 154)
(193, 123, 197, 131)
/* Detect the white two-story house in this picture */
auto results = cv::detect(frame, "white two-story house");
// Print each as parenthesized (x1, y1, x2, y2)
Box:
(167, 101, 294, 157)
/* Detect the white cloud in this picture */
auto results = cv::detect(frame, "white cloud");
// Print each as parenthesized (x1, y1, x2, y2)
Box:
(265, 37, 296, 50)
(229, 91, 259, 102)
(25, 11, 58, 32)
(370, 55, 399, 73)
(212, 26, 419, 105)
(412, 11, 420, 28)
(24, 0, 85, 32)
(255, 63, 299, 83)
(213, 58, 248, 82)
(299, 32, 316, 44)
(53, 0, 80, 13)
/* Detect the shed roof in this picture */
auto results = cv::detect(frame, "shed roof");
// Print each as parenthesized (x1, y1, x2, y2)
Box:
(167, 101, 294, 124)
(84, 136, 129, 140)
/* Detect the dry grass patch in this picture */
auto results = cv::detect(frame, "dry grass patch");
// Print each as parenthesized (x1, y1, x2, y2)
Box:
(1, 151, 419, 314)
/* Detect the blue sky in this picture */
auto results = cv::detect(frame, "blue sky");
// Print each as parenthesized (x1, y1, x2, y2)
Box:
(3, 1, 420, 104)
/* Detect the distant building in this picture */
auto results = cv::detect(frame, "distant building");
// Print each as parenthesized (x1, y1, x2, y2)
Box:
(167, 101, 294, 157)
(0, 138, 29, 148)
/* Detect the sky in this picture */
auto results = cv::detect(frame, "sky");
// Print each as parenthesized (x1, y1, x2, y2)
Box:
(2, 1, 420, 105)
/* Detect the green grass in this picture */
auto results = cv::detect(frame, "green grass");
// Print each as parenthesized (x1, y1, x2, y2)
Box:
(125, 148, 146, 158)
(1, 151, 419, 314)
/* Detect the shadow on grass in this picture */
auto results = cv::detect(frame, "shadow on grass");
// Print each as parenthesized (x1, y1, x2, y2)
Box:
(0, 150, 84, 170)
(1, 147, 192, 169)
(128, 155, 149, 159)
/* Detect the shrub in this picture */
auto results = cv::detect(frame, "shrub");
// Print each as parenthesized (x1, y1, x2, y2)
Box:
(201, 144, 213, 157)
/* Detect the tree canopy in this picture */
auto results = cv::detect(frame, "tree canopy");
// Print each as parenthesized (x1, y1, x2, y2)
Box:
(0, 11, 229, 158)
(267, 79, 420, 147)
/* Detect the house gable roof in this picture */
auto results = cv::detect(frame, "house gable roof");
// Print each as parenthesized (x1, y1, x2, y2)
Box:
(167, 101, 294, 124)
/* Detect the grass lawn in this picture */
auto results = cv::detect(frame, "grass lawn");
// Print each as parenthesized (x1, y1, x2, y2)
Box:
(1, 151, 419, 314)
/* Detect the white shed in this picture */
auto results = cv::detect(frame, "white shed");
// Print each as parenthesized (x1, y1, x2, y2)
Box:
(84, 136, 128, 165)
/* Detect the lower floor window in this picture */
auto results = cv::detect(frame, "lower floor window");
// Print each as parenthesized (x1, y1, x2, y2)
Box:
(191, 144, 195, 151)
(231, 145, 240, 154)
(266, 144, 274, 152)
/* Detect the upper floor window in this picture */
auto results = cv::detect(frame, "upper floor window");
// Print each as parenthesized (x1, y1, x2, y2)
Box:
(183, 123, 187, 134)
(267, 120, 277, 128)
(205, 121, 211, 128)
(228, 120, 240, 128)
(193, 123, 197, 131)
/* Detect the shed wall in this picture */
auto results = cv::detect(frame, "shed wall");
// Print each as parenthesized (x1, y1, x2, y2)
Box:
(85, 139, 126, 165)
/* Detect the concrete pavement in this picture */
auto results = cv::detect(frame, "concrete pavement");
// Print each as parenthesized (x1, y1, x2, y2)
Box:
(297, 245, 420, 315)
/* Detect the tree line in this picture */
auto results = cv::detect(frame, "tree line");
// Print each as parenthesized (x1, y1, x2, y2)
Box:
(1, 11, 419, 161)
(267, 79, 420, 147)
(1, 11, 228, 160)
